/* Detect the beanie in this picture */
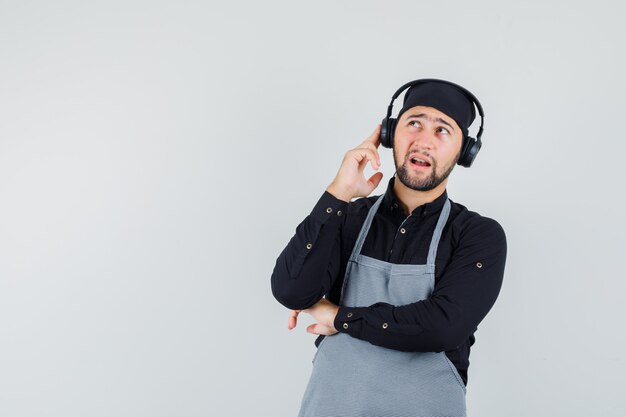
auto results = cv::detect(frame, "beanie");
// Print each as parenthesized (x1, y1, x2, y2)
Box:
(396, 81, 476, 138)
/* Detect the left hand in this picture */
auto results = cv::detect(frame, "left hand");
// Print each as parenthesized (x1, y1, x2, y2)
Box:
(287, 298, 339, 336)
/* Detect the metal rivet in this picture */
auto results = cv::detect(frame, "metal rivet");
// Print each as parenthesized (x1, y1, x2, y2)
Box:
(382, 323, 388, 329)
(476, 262, 483, 268)
(326, 207, 332, 213)
(306, 243, 312, 249)
(343, 323, 349, 329)
(337, 210, 342, 216)
(347, 312, 353, 318)
(400, 228, 406, 234)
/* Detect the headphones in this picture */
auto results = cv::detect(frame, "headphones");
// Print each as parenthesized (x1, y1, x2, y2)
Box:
(380, 78, 485, 168)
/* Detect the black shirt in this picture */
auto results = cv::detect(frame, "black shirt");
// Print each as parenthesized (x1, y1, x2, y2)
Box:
(271, 176, 507, 386)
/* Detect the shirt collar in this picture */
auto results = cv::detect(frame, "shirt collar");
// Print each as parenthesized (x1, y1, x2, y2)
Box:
(381, 174, 448, 217)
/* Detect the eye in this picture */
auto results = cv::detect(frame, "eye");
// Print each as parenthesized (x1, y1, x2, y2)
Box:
(408, 120, 421, 128)
(436, 126, 450, 135)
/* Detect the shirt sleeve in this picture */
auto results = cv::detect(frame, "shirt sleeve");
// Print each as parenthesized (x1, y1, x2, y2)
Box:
(271, 191, 348, 310)
(333, 216, 507, 353)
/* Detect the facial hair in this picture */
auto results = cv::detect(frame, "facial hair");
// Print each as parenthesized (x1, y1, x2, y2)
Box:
(393, 147, 461, 192)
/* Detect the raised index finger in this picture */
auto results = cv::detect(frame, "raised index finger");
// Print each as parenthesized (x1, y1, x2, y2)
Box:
(358, 124, 382, 167)
(364, 124, 382, 147)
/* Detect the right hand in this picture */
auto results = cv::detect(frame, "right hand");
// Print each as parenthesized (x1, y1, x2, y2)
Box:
(326, 124, 384, 202)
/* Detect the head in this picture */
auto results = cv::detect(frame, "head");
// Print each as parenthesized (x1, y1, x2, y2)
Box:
(390, 80, 477, 192)
(393, 105, 463, 192)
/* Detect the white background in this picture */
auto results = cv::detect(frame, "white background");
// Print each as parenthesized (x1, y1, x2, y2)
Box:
(1, 1, 625, 416)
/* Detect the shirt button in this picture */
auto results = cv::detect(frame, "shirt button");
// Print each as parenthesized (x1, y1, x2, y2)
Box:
(343, 323, 349, 330)
(337, 210, 342, 216)
(382, 323, 388, 329)
(347, 312, 353, 318)
(400, 228, 406, 234)
(306, 243, 312, 249)
(476, 262, 483, 268)
(326, 207, 332, 213)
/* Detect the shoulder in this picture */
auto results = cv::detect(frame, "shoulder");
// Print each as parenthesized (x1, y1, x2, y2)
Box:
(340, 194, 383, 240)
(448, 200, 506, 248)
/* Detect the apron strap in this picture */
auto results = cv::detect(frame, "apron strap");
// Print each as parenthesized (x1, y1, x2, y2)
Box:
(426, 198, 451, 267)
(349, 194, 384, 260)
(349, 193, 451, 267)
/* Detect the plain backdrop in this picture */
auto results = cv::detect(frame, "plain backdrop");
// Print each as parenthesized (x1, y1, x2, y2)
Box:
(1, 1, 625, 416)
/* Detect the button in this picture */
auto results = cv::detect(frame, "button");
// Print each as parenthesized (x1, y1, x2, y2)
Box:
(326, 207, 332, 213)
(343, 323, 349, 330)
(306, 243, 312, 249)
(400, 228, 406, 234)
(347, 312, 353, 318)
(393, 203, 398, 208)
(476, 262, 483, 268)
(337, 210, 342, 216)
(382, 323, 388, 329)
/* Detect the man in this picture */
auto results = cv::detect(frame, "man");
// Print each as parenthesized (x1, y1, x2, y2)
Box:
(271, 79, 507, 417)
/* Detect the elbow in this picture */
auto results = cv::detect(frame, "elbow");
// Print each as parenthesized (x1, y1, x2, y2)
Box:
(271, 270, 323, 310)
(395, 327, 468, 353)
(427, 327, 470, 352)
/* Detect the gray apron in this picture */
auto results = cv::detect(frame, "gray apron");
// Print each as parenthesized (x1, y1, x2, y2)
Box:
(298, 194, 467, 417)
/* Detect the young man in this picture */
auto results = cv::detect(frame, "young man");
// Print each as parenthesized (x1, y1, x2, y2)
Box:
(271, 79, 507, 417)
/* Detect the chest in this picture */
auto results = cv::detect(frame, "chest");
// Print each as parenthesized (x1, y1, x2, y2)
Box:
(345, 211, 454, 271)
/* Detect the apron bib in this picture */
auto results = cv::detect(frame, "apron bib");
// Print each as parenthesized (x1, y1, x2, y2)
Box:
(298, 194, 467, 417)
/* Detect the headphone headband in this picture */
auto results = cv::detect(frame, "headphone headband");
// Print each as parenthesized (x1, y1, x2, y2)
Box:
(380, 78, 485, 167)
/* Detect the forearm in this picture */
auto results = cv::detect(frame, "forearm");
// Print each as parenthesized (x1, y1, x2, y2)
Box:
(333, 298, 475, 352)
(334, 219, 507, 352)
(271, 191, 348, 310)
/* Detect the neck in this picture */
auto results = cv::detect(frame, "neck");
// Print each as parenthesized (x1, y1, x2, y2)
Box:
(392, 176, 447, 216)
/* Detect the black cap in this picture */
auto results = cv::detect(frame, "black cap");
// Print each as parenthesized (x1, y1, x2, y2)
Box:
(396, 81, 476, 138)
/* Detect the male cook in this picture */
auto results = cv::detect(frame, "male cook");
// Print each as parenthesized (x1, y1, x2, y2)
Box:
(271, 79, 507, 417)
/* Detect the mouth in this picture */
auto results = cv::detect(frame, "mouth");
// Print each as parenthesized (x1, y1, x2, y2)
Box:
(408, 153, 432, 169)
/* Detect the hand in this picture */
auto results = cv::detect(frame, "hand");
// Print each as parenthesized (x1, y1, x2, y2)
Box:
(326, 124, 384, 202)
(287, 298, 339, 336)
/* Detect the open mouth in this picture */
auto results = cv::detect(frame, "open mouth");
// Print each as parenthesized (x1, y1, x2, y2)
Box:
(409, 154, 432, 169)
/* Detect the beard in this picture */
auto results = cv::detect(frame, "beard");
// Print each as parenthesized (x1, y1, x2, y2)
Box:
(393, 147, 461, 192)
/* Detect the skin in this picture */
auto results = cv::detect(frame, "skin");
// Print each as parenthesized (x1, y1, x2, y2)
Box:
(288, 106, 464, 336)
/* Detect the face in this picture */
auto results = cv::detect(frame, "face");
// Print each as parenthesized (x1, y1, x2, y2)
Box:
(392, 106, 464, 192)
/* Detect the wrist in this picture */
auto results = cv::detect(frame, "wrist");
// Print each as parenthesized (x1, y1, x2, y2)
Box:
(326, 182, 353, 202)
(328, 306, 339, 331)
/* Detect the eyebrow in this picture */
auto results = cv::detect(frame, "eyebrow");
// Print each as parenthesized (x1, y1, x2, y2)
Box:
(405, 113, 455, 132)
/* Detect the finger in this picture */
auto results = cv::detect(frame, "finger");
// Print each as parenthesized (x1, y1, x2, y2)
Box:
(356, 143, 381, 168)
(288, 310, 300, 330)
(307, 323, 335, 336)
(363, 124, 381, 145)
(364, 126, 382, 154)
(350, 148, 380, 171)
(360, 126, 382, 162)
(306, 323, 324, 335)
(367, 172, 384, 189)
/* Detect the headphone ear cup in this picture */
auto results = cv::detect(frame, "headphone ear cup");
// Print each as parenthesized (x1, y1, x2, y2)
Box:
(380, 117, 389, 148)
(458, 136, 481, 167)
(381, 118, 396, 148)
(380, 117, 394, 148)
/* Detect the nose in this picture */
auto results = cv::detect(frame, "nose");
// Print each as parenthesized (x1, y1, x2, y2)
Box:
(412, 129, 436, 151)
